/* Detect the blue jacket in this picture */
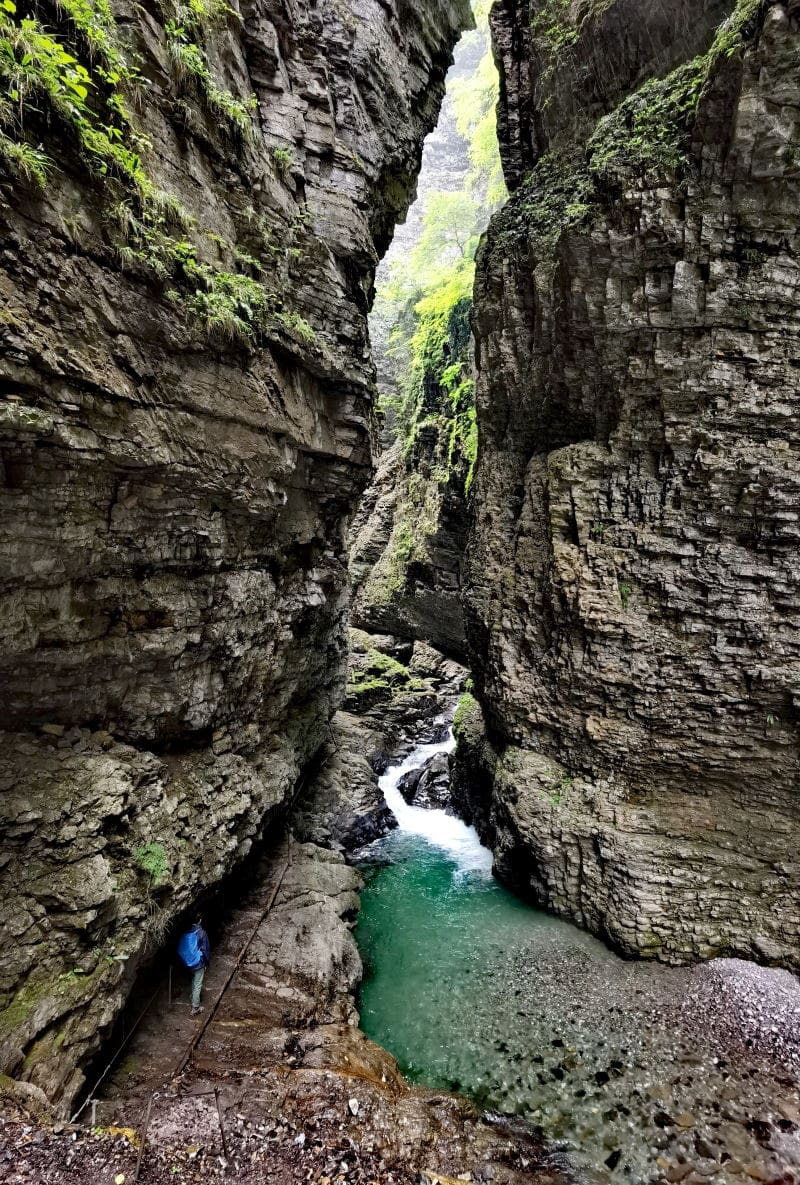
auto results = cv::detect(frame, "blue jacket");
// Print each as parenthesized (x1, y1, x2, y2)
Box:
(194, 924, 210, 968)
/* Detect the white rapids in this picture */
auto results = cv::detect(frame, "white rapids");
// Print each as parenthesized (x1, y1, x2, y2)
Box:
(378, 729, 494, 875)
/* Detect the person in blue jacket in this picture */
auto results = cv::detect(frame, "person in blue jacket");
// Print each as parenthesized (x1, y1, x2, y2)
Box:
(177, 916, 210, 1015)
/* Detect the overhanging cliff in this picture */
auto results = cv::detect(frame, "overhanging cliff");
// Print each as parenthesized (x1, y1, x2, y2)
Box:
(0, 0, 469, 1109)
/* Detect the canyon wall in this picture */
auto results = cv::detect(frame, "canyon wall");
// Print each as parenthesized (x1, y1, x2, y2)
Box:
(0, 0, 468, 1108)
(349, 399, 471, 658)
(462, 0, 800, 965)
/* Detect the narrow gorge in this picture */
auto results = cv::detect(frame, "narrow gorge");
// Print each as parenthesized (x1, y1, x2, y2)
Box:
(1, 0, 799, 1183)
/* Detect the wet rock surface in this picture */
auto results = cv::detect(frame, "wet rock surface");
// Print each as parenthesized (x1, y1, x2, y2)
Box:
(0, 722, 299, 1109)
(398, 753, 452, 810)
(465, 0, 800, 965)
(0, 837, 571, 1185)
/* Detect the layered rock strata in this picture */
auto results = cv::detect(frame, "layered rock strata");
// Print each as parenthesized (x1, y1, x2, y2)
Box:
(0, 0, 469, 1107)
(349, 435, 471, 655)
(463, 0, 800, 965)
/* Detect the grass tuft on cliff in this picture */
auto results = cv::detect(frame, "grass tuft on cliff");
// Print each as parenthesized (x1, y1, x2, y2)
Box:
(0, 0, 319, 352)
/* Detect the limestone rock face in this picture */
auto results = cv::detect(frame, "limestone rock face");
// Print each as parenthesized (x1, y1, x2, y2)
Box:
(0, 0, 469, 1108)
(464, 0, 800, 966)
(492, 0, 732, 190)
(291, 711, 397, 852)
(349, 439, 469, 655)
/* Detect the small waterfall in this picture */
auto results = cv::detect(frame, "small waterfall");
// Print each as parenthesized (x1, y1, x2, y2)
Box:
(378, 733, 493, 875)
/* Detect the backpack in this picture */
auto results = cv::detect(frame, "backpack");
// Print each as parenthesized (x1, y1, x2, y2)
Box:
(177, 929, 203, 969)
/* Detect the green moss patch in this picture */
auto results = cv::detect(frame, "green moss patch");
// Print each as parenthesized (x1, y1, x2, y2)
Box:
(501, 0, 766, 254)
(453, 691, 481, 738)
(0, 0, 317, 351)
(345, 646, 425, 708)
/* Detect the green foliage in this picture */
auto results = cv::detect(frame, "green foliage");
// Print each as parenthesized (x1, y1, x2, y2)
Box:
(588, 0, 763, 181)
(174, 252, 315, 346)
(527, 0, 616, 105)
(186, 273, 266, 340)
(56, 0, 132, 72)
(2, 17, 96, 130)
(410, 190, 481, 282)
(275, 309, 315, 343)
(530, 0, 579, 54)
(364, 517, 417, 606)
(534, 767, 573, 806)
(373, 5, 505, 494)
(271, 144, 293, 176)
(346, 645, 423, 703)
(0, 130, 50, 186)
(133, 842, 168, 886)
(450, 41, 507, 208)
(711, 0, 763, 57)
(165, 19, 256, 132)
(379, 257, 476, 482)
(495, 147, 595, 257)
(159, 0, 245, 136)
(366, 648, 416, 680)
(618, 581, 632, 610)
(154, 239, 315, 346)
(0, 1, 154, 199)
(588, 62, 708, 180)
(172, 0, 236, 27)
(0, 0, 325, 365)
(403, 271, 477, 490)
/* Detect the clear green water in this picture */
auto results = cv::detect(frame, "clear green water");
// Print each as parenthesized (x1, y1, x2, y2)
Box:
(356, 829, 800, 1184)
(357, 831, 613, 1094)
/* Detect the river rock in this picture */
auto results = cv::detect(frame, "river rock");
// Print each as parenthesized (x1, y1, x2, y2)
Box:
(398, 752, 452, 810)
(778, 1101, 800, 1125)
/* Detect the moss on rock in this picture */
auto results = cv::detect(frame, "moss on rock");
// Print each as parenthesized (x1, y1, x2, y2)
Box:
(497, 0, 768, 254)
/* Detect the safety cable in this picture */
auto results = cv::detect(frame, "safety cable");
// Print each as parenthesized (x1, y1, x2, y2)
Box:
(171, 834, 293, 1079)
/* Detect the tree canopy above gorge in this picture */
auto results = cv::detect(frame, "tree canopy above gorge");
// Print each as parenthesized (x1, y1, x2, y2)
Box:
(372, 0, 506, 492)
